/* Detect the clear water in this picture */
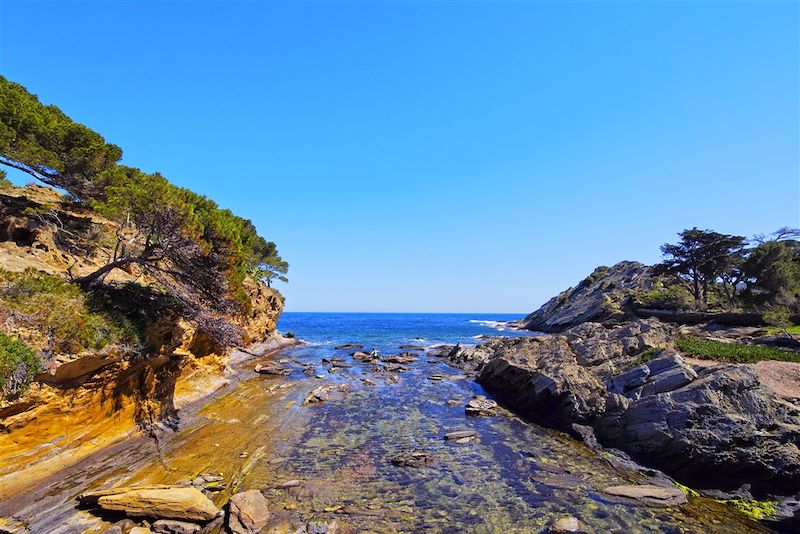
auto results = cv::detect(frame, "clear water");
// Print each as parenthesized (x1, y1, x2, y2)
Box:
(255, 313, 766, 533)
(12, 313, 766, 533)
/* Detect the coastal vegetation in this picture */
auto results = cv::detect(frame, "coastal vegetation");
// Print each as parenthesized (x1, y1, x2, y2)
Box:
(0, 332, 39, 395)
(0, 75, 287, 348)
(675, 335, 800, 364)
(654, 227, 800, 316)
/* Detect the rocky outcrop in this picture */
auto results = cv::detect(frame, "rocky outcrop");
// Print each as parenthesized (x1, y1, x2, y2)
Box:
(518, 261, 655, 332)
(597, 364, 800, 494)
(448, 318, 800, 496)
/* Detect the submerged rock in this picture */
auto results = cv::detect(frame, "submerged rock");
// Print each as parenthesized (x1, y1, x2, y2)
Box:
(335, 344, 363, 350)
(304, 384, 335, 404)
(549, 515, 583, 533)
(391, 450, 434, 468)
(227, 490, 270, 534)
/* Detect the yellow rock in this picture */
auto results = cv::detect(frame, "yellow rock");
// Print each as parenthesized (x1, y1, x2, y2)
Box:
(96, 487, 220, 521)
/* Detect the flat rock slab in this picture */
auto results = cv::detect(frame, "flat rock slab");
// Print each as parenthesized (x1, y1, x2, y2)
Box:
(335, 344, 363, 350)
(254, 363, 291, 375)
(465, 396, 498, 416)
(603, 484, 687, 507)
(152, 519, 201, 534)
(93, 487, 220, 521)
(444, 430, 478, 442)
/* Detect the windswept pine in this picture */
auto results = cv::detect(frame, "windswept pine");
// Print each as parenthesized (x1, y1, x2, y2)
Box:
(0, 76, 287, 346)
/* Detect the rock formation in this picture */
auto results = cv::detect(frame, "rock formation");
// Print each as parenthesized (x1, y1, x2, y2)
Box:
(447, 319, 800, 496)
(518, 261, 654, 332)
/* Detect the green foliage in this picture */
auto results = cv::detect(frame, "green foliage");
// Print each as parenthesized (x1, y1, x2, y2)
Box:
(0, 332, 40, 395)
(0, 268, 143, 354)
(621, 347, 662, 371)
(0, 76, 122, 198)
(755, 324, 800, 337)
(0, 76, 287, 345)
(635, 283, 693, 310)
(656, 228, 747, 309)
(741, 240, 800, 310)
(577, 265, 610, 290)
(0, 168, 12, 190)
(676, 335, 800, 364)
(722, 499, 778, 521)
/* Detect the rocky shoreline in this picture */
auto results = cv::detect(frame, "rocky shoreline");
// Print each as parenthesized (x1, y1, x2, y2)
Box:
(442, 322, 800, 530)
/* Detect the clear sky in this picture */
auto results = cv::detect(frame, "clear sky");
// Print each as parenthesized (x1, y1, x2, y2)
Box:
(1, 1, 798, 312)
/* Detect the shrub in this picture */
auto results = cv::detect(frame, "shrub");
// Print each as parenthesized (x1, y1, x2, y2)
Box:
(635, 284, 693, 310)
(676, 336, 800, 364)
(0, 268, 143, 354)
(0, 332, 41, 396)
(0, 169, 12, 190)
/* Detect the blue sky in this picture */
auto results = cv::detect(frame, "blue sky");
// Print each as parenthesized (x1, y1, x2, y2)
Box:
(1, 1, 798, 312)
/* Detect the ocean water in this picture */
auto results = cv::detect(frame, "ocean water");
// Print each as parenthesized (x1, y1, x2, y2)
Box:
(253, 312, 765, 533)
(277, 312, 536, 351)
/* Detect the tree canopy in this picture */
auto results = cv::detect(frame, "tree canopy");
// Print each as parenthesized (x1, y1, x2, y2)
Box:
(0, 76, 122, 199)
(0, 76, 287, 346)
(657, 227, 799, 313)
(656, 228, 747, 308)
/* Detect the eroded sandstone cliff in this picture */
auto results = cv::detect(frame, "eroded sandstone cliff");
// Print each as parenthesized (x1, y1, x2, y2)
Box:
(0, 184, 288, 498)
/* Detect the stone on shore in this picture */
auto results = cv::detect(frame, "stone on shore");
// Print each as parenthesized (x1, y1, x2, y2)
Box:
(151, 519, 201, 534)
(227, 490, 270, 534)
(91, 487, 220, 521)
(603, 484, 687, 507)
(254, 363, 290, 375)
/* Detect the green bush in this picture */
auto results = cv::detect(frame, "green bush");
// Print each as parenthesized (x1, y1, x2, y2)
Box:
(635, 284, 693, 310)
(0, 268, 143, 354)
(0, 332, 41, 394)
(676, 336, 800, 364)
(0, 169, 12, 190)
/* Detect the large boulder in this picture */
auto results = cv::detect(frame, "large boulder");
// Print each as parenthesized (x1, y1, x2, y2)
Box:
(476, 336, 607, 430)
(448, 319, 800, 496)
(596, 364, 800, 495)
(518, 261, 655, 332)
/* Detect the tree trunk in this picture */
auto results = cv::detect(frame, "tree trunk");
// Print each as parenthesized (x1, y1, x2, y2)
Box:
(75, 257, 137, 288)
